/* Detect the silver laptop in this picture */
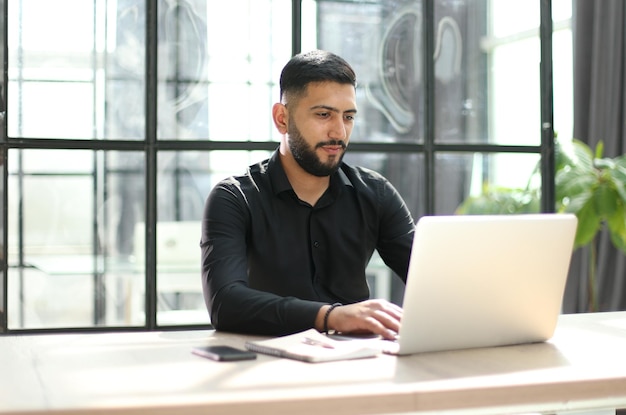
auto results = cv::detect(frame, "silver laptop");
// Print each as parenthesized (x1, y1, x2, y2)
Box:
(386, 213, 577, 355)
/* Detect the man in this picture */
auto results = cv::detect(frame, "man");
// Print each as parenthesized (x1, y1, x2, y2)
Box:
(201, 50, 415, 340)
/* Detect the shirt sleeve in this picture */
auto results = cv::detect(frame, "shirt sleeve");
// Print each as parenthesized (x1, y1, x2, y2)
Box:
(374, 176, 416, 283)
(200, 178, 325, 336)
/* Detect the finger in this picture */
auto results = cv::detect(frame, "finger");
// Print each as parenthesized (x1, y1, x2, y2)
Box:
(372, 309, 401, 332)
(366, 299, 403, 313)
(363, 315, 399, 340)
(381, 304, 403, 321)
(367, 300, 403, 321)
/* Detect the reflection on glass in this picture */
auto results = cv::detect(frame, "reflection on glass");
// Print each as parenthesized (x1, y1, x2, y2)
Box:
(315, 0, 570, 147)
(158, 0, 291, 141)
(8, 0, 146, 140)
(434, 1, 480, 144)
(430, 0, 546, 145)
(7, 149, 146, 329)
(8, 0, 292, 141)
(317, 1, 424, 143)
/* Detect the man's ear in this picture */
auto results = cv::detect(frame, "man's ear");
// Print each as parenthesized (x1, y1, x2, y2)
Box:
(272, 103, 288, 134)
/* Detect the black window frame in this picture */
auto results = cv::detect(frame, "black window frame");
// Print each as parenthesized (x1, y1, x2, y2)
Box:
(0, 0, 555, 334)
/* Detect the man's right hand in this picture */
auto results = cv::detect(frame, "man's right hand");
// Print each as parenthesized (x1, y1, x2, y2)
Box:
(316, 299, 402, 340)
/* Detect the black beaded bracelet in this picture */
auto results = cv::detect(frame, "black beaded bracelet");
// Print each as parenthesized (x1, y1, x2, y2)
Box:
(323, 302, 342, 334)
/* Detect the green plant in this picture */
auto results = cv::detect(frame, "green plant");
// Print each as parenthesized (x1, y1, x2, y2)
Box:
(455, 184, 540, 215)
(555, 139, 626, 310)
(456, 138, 626, 311)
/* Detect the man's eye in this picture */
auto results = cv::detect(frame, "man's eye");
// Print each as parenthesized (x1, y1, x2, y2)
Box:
(317, 112, 330, 118)
(345, 115, 355, 121)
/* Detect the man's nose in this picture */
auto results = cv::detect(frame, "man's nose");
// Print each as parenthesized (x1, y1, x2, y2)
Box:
(329, 118, 348, 140)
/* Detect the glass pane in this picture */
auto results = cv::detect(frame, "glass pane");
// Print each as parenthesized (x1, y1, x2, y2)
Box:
(486, 0, 543, 146)
(7, 149, 146, 329)
(433, 1, 571, 146)
(157, 0, 292, 141)
(8, 82, 96, 139)
(433, 0, 541, 145)
(490, 38, 541, 145)
(154, 150, 270, 325)
(314, 2, 572, 148)
(103, 0, 147, 140)
(8, 0, 146, 140)
(441, 152, 542, 215)
(317, 1, 424, 143)
(434, 0, 486, 143)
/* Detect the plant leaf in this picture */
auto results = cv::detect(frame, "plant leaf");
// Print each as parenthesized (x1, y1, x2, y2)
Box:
(455, 187, 539, 215)
(615, 153, 626, 169)
(593, 182, 617, 218)
(555, 137, 576, 171)
(559, 188, 593, 214)
(610, 159, 626, 202)
(607, 204, 626, 253)
(595, 157, 615, 170)
(556, 168, 596, 200)
(574, 198, 601, 248)
(594, 140, 604, 159)
(570, 139, 595, 172)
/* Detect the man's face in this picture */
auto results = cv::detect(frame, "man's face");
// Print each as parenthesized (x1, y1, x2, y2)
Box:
(286, 82, 357, 177)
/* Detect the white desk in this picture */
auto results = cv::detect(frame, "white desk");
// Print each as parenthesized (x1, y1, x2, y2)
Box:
(2, 312, 626, 415)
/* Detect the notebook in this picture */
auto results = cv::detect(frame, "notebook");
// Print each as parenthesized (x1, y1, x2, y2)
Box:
(245, 328, 380, 363)
(381, 213, 578, 355)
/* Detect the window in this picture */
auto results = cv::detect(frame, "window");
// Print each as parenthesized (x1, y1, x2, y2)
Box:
(4, 0, 288, 330)
(0, 0, 570, 332)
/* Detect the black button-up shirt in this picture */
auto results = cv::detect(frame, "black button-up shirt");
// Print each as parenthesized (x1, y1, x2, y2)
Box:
(201, 150, 415, 336)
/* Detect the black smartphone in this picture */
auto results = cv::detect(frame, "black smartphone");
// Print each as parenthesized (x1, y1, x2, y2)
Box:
(192, 345, 257, 361)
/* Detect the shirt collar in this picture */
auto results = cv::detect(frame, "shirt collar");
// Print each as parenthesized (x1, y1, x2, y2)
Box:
(267, 149, 353, 196)
(267, 150, 293, 195)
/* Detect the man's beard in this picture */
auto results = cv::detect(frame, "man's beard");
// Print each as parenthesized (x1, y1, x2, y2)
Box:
(287, 119, 347, 177)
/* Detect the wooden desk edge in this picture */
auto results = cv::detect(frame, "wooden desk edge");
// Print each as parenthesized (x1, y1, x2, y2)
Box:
(4, 377, 625, 415)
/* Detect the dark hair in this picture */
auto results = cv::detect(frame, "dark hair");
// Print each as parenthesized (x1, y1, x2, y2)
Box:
(279, 50, 357, 102)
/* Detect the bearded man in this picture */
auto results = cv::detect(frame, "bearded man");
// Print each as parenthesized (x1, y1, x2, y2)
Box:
(201, 50, 415, 339)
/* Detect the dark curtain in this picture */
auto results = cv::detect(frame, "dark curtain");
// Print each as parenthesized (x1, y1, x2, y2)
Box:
(564, 0, 626, 312)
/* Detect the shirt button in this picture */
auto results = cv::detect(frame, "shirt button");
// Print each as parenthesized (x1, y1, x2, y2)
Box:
(313, 241, 320, 248)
